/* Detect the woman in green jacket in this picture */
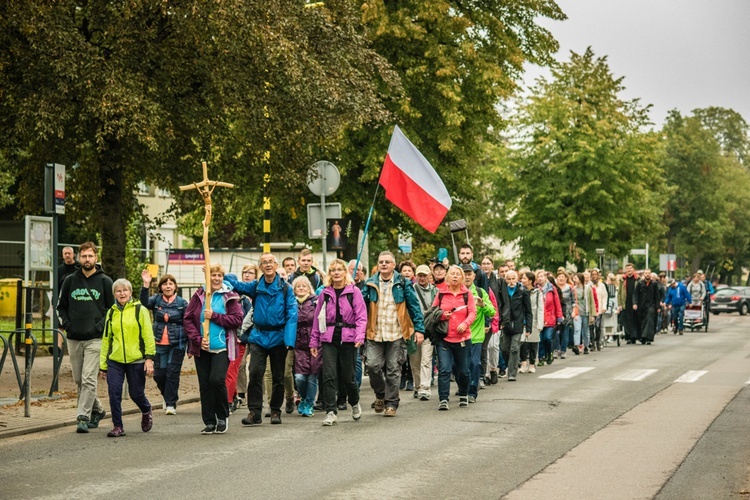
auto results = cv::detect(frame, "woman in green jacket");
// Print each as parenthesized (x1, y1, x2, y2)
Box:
(100, 278, 156, 437)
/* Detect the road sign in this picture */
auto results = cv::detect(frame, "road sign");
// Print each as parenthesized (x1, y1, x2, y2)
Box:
(307, 161, 340, 197)
(307, 203, 342, 239)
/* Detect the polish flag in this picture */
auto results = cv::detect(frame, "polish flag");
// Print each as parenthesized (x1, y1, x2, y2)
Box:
(379, 126, 452, 233)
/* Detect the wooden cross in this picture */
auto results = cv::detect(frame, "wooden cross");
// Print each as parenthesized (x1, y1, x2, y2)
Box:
(180, 161, 234, 339)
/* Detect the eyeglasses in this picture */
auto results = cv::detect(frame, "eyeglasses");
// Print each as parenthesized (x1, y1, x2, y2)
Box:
(260, 261, 275, 266)
(378, 260, 393, 265)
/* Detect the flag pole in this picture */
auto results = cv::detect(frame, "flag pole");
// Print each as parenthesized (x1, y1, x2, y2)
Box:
(353, 180, 381, 280)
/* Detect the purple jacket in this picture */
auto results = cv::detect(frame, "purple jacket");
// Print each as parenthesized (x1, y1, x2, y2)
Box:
(310, 284, 367, 348)
(294, 295, 322, 375)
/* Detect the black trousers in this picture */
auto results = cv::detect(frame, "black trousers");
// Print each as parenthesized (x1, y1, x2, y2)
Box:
(247, 342, 287, 413)
(622, 308, 639, 341)
(194, 350, 229, 425)
(639, 307, 657, 342)
(323, 342, 359, 414)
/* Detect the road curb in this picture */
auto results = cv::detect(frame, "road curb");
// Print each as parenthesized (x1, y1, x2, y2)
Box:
(0, 396, 201, 439)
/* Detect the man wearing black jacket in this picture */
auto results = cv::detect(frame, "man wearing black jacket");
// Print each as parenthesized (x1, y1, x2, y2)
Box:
(499, 271, 532, 381)
(57, 242, 114, 433)
(633, 271, 661, 345)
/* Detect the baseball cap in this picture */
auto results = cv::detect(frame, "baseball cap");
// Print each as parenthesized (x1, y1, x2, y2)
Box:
(416, 265, 431, 276)
(461, 263, 474, 273)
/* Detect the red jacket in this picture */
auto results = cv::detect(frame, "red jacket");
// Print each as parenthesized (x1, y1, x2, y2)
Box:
(541, 283, 563, 327)
(432, 285, 476, 343)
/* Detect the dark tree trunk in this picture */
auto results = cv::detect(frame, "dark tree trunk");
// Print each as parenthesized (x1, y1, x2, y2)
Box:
(98, 160, 129, 281)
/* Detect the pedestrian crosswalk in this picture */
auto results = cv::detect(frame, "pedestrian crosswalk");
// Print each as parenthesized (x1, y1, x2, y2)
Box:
(538, 367, 595, 379)
(674, 370, 708, 383)
(533, 367, 721, 384)
(613, 369, 659, 381)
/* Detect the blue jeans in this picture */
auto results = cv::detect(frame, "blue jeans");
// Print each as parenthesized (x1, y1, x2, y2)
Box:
(106, 360, 151, 428)
(468, 342, 483, 398)
(437, 339, 471, 401)
(154, 345, 185, 408)
(538, 327, 555, 359)
(556, 324, 571, 353)
(672, 304, 686, 331)
(294, 373, 318, 407)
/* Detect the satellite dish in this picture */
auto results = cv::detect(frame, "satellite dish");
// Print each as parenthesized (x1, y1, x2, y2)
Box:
(307, 161, 340, 197)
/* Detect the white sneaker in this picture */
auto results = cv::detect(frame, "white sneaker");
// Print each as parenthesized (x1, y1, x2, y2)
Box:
(165, 406, 176, 415)
(519, 361, 529, 374)
(529, 364, 536, 373)
(322, 411, 337, 426)
(479, 379, 486, 389)
(351, 403, 362, 420)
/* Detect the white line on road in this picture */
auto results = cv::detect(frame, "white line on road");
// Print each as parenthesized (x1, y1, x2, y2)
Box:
(675, 370, 708, 383)
(613, 369, 659, 381)
(745, 377, 750, 385)
(538, 367, 595, 379)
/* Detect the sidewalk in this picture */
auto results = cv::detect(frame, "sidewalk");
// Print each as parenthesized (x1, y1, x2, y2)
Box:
(0, 353, 202, 439)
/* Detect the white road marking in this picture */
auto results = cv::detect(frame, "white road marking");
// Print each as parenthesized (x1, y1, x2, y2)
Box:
(745, 377, 750, 385)
(674, 370, 708, 383)
(614, 369, 659, 381)
(538, 367, 595, 379)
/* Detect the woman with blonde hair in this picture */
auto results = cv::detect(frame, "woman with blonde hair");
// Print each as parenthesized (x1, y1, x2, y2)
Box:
(310, 259, 367, 425)
(433, 265, 476, 410)
(184, 264, 244, 434)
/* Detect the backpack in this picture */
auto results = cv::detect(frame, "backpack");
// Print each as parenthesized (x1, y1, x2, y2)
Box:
(423, 292, 469, 342)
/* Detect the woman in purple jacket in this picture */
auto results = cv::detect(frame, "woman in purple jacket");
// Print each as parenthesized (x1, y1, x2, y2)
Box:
(291, 277, 321, 417)
(310, 259, 367, 426)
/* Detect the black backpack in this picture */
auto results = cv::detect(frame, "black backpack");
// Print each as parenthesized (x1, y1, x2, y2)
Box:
(423, 292, 468, 342)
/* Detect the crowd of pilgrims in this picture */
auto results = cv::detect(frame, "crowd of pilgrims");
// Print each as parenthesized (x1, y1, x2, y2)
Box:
(106, 244, 712, 435)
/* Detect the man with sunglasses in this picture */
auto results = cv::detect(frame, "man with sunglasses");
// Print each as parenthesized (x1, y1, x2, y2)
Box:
(361, 251, 425, 417)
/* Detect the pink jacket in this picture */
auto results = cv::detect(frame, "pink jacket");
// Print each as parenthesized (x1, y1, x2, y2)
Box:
(433, 285, 477, 343)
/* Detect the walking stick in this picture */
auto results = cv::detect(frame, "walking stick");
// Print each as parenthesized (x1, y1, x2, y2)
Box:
(180, 161, 234, 340)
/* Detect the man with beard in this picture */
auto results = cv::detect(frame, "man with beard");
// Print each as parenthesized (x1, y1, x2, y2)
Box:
(633, 270, 661, 345)
(57, 242, 114, 433)
(618, 263, 640, 344)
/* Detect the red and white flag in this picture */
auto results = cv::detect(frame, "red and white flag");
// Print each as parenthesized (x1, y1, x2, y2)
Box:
(379, 126, 452, 233)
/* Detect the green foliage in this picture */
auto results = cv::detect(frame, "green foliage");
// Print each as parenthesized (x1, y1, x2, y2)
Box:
(330, 0, 566, 263)
(661, 109, 750, 275)
(1, 0, 395, 276)
(500, 48, 668, 269)
(124, 214, 149, 287)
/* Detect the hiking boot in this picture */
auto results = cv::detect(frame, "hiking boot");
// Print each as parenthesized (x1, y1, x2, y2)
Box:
(322, 411, 338, 426)
(107, 426, 125, 437)
(490, 371, 499, 384)
(438, 400, 449, 411)
(373, 399, 385, 413)
(200, 424, 216, 435)
(285, 397, 295, 414)
(76, 416, 90, 434)
(215, 419, 228, 434)
(458, 396, 469, 408)
(88, 409, 106, 429)
(418, 391, 430, 401)
(383, 407, 397, 417)
(241, 410, 262, 426)
(337, 403, 348, 411)
(270, 411, 282, 424)
(572, 345, 580, 355)
(141, 409, 153, 432)
(499, 370, 507, 378)
(352, 403, 362, 420)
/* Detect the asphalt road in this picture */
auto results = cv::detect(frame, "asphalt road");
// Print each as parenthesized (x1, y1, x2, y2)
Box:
(1, 314, 749, 500)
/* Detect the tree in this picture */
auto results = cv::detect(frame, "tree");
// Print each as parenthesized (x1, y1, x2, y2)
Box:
(0, 0, 395, 277)
(661, 109, 750, 280)
(500, 48, 668, 269)
(325, 0, 566, 260)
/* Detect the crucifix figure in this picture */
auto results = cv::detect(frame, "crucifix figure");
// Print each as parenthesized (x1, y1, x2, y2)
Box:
(180, 161, 234, 339)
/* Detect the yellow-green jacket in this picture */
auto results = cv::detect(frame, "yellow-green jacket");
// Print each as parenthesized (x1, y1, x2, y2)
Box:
(100, 301, 155, 370)
(469, 284, 495, 344)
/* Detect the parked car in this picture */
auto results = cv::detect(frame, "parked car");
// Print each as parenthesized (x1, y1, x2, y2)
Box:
(711, 286, 750, 316)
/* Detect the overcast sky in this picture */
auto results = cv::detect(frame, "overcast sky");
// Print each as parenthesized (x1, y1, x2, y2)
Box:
(523, 0, 750, 127)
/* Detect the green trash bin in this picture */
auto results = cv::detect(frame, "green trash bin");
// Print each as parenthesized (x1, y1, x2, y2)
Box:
(0, 278, 21, 317)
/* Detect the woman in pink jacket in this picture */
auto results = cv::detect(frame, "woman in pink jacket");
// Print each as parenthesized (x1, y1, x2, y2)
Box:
(433, 264, 476, 411)
(536, 270, 563, 367)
